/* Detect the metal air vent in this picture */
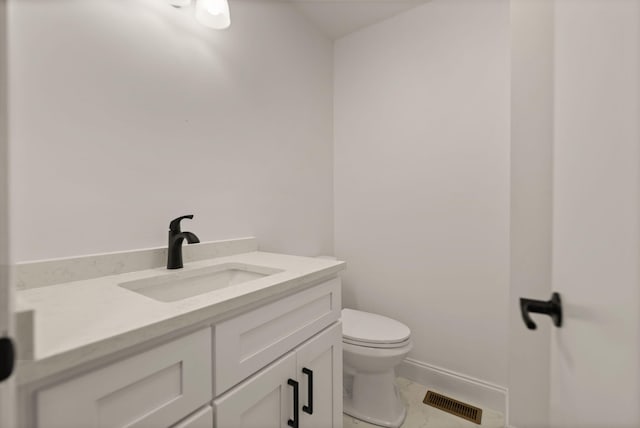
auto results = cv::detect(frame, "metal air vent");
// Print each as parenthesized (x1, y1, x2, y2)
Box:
(423, 390, 483, 424)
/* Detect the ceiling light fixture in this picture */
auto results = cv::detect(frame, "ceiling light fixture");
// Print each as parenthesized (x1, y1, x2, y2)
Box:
(169, 0, 231, 30)
(169, 0, 191, 7)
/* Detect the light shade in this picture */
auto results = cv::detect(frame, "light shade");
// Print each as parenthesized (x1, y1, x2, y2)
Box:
(195, 0, 231, 29)
(168, 0, 191, 7)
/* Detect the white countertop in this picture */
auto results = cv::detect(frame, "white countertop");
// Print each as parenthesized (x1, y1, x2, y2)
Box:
(16, 251, 345, 385)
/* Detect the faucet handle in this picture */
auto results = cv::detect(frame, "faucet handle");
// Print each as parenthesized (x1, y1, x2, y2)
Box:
(169, 215, 194, 233)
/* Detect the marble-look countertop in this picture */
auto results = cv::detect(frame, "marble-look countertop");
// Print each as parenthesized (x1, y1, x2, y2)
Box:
(16, 251, 345, 386)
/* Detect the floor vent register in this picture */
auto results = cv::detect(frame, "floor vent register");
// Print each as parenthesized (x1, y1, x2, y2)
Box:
(423, 390, 483, 425)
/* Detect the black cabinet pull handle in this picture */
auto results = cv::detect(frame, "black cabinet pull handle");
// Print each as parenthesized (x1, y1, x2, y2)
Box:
(302, 368, 313, 415)
(0, 337, 15, 383)
(520, 292, 562, 330)
(287, 379, 299, 428)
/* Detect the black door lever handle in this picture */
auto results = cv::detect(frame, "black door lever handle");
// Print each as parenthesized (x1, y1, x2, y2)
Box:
(520, 292, 562, 330)
(0, 337, 15, 382)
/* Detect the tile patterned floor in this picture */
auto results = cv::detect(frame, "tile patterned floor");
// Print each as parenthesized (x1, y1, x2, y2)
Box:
(343, 377, 505, 428)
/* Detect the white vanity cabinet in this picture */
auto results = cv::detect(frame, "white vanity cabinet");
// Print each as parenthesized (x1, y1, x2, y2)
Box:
(214, 322, 342, 428)
(28, 277, 342, 428)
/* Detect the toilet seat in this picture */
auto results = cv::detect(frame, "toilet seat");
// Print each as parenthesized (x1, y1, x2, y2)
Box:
(343, 337, 411, 349)
(342, 308, 411, 348)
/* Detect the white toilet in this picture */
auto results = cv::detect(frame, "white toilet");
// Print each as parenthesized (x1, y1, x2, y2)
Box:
(342, 308, 412, 428)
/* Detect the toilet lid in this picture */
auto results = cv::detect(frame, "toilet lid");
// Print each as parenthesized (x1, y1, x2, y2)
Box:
(342, 308, 411, 345)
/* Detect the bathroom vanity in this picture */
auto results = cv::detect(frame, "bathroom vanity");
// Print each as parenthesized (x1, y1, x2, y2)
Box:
(14, 238, 344, 428)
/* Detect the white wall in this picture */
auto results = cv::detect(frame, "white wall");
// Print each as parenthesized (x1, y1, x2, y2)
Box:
(8, 0, 334, 262)
(508, 1, 553, 426)
(334, 0, 510, 387)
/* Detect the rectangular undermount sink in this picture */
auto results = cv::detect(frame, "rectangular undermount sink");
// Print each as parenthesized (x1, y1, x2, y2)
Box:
(119, 263, 283, 302)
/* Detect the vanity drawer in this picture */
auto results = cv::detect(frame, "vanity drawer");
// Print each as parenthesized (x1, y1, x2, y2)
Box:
(213, 277, 341, 395)
(37, 328, 212, 428)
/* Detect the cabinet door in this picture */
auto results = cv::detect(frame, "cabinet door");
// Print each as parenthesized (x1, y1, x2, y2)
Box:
(171, 406, 213, 428)
(37, 328, 212, 428)
(296, 322, 342, 428)
(214, 352, 296, 428)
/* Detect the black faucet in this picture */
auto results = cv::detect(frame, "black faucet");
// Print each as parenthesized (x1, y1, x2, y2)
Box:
(167, 215, 200, 269)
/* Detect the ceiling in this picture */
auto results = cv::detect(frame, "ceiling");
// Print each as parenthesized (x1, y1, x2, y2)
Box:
(286, 0, 430, 39)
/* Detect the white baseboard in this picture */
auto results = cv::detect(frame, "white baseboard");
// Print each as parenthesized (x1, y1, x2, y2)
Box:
(397, 358, 508, 416)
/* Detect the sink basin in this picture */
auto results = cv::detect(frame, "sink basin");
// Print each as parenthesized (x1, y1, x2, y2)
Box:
(119, 263, 283, 302)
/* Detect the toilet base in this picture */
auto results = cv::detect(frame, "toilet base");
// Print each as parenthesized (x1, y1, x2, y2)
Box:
(344, 402, 407, 428)
(343, 369, 407, 428)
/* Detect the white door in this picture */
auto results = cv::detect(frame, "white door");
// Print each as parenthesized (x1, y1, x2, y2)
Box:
(296, 323, 342, 428)
(509, 0, 554, 425)
(550, 0, 640, 426)
(214, 352, 297, 428)
(510, 1, 640, 427)
(0, 0, 15, 426)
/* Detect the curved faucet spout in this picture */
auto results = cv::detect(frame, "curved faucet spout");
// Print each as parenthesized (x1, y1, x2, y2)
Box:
(180, 231, 200, 245)
(167, 216, 200, 269)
